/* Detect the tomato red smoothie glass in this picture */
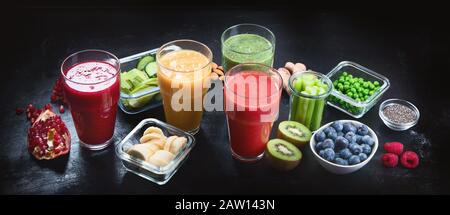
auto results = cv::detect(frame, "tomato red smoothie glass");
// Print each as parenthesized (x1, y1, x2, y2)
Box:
(224, 63, 282, 162)
(61, 50, 120, 150)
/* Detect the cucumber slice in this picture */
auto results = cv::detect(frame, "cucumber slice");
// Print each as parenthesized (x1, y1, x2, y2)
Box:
(137, 55, 154, 71)
(145, 62, 157, 78)
(120, 72, 133, 94)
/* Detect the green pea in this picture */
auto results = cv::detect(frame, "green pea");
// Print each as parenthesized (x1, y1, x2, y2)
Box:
(342, 72, 348, 76)
(369, 90, 374, 95)
(364, 95, 369, 100)
(347, 92, 353, 97)
(355, 98, 361, 102)
(350, 88, 357, 93)
(363, 89, 369, 95)
(354, 83, 360, 88)
(349, 79, 356, 84)
(358, 87, 363, 93)
(359, 78, 364, 83)
(359, 92, 364, 98)
(363, 82, 369, 88)
(348, 74, 353, 79)
(344, 84, 350, 90)
(369, 83, 375, 90)
(374, 81, 380, 86)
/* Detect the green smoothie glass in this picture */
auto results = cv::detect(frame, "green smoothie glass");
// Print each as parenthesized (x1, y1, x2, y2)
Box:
(221, 24, 275, 72)
(289, 71, 333, 131)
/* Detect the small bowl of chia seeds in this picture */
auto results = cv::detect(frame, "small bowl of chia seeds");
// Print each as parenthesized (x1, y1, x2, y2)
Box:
(379, 99, 420, 131)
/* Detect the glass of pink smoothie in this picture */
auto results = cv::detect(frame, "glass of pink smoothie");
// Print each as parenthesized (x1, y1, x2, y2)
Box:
(224, 63, 282, 162)
(61, 50, 120, 150)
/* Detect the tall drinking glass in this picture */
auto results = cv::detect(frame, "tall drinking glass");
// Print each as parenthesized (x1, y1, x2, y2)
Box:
(156, 40, 212, 134)
(224, 63, 282, 162)
(221, 23, 276, 72)
(61, 50, 120, 150)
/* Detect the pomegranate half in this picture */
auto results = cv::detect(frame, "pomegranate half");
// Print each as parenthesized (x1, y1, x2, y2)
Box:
(27, 109, 71, 160)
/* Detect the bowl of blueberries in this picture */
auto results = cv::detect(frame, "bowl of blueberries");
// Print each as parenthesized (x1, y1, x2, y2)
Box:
(310, 120, 378, 174)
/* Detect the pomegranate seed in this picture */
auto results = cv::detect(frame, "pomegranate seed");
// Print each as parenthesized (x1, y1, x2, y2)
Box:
(16, 108, 24, 115)
(44, 103, 52, 110)
(54, 148, 61, 154)
(59, 105, 65, 113)
(50, 95, 58, 103)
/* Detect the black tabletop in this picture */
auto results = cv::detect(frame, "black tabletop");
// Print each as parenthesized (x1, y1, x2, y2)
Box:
(1, 5, 449, 194)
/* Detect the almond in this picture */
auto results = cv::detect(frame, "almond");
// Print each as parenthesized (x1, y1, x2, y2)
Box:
(212, 62, 218, 69)
(293, 63, 307, 73)
(210, 72, 219, 80)
(285, 62, 295, 73)
(213, 68, 224, 76)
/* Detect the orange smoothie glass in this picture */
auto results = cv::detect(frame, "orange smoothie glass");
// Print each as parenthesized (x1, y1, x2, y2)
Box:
(156, 40, 212, 134)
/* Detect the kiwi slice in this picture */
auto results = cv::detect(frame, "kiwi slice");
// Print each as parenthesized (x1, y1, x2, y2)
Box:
(265, 139, 302, 171)
(277, 121, 312, 148)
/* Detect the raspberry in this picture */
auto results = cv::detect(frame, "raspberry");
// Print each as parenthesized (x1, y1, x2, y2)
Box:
(383, 142, 403, 155)
(381, 153, 398, 168)
(400, 151, 419, 169)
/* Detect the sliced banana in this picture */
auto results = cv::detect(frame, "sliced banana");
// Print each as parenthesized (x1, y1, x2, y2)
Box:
(163, 136, 178, 151)
(143, 138, 166, 149)
(146, 150, 175, 167)
(145, 142, 161, 153)
(139, 133, 166, 144)
(169, 137, 187, 155)
(143, 126, 164, 136)
(127, 144, 155, 161)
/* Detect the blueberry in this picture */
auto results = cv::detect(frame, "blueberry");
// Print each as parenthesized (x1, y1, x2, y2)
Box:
(315, 142, 323, 151)
(319, 150, 325, 157)
(335, 152, 341, 159)
(358, 153, 368, 161)
(361, 135, 374, 146)
(349, 144, 363, 154)
(344, 132, 357, 143)
(335, 136, 349, 149)
(331, 121, 344, 132)
(326, 130, 338, 141)
(361, 144, 372, 154)
(322, 139, 335, 149)
(323, 126, 336, 134)
(337, 131, 345, 137)
(355, 135, 363, 144)
(339, 148, 352, 159)
(315, 131, 326, 142)
(348, 155, 361, 165)
(343, 122, 357, 133)
(334, 157, 348, 165)
(356, 125, 369, 136)
(322, 148, 335, 161)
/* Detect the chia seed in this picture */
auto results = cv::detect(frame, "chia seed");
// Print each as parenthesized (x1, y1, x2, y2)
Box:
(382, 103, 416, 124)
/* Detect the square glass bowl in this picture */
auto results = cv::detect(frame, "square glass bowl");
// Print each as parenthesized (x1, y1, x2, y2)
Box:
(326, 61, 390, 118)
(119, 48, 162, 114)
(116, 118, 195, 185)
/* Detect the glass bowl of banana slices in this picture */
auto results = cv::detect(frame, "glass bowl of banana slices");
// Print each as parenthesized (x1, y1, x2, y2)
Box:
(116, 118, 196, 185)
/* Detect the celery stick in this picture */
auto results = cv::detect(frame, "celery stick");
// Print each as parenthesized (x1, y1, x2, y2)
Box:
(310, 98, 325, 131)
(304, 98, 316, 129)
(295, 94, 309, 124)
(290, 96, 299, 121)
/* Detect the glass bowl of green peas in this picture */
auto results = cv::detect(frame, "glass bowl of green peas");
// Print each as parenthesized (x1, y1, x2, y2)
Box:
(326, 61, 390, 118)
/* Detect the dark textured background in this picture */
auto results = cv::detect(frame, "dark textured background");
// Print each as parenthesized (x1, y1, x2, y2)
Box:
(1, 3, 449, 194)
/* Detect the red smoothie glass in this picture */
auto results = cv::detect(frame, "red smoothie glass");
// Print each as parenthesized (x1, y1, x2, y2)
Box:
(61, 50, 120, 150)
(224, 63, 282, 162)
